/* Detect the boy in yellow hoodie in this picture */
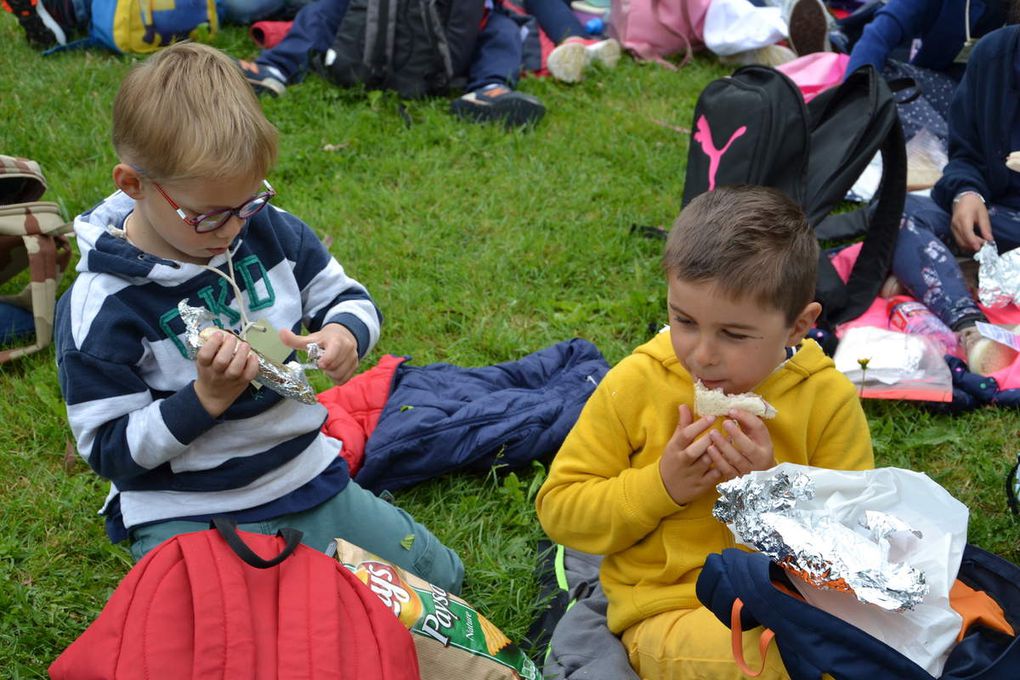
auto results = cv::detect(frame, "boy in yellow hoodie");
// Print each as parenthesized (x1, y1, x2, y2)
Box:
(535, 185, 875, 679)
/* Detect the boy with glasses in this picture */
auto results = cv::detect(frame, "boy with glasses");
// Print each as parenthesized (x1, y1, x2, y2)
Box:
(54, 43, 465, 596)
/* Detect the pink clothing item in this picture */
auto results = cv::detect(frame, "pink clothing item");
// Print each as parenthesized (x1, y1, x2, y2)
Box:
(776, 52, 849, 102)
(609, 0, 709, 68)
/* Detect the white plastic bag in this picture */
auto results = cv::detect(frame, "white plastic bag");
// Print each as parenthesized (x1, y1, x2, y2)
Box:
(703, 0, 786, 56)
(833, 326, 953, 402)
(722, 464, 968, 676)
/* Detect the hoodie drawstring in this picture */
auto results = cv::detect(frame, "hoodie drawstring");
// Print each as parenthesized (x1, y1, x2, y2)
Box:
(198, 246, 261, 339)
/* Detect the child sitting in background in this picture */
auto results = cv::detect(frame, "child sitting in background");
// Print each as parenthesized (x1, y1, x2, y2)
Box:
(54, 43, 464, 597)
(536, 185, 874, 679)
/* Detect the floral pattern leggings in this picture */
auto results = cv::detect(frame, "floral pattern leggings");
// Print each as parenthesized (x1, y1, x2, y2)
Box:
(890, 195, 1020, 330)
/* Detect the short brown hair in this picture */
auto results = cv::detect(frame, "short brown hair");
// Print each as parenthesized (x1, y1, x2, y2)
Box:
(112, 42, 278, 184)
(663, 185, 818, 324)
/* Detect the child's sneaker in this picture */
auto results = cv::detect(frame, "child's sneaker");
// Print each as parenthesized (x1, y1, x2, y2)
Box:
(450, 84, 545, 127)
(546, 37, 621, 83)
(959, 325, 1019, 376)
(233, 58, 287, 97)
(785, 0, 831, 56)
(2, 0, 67, 48)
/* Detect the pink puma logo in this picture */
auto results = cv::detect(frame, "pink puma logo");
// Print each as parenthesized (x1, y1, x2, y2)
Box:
(693, 115, 747, 191)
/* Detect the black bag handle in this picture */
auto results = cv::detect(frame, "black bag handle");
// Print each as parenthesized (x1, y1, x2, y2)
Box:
(212, 516, 304, 569)
(886, 76, 922, 105)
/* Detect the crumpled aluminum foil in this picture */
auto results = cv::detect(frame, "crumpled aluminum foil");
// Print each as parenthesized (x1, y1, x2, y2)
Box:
(976, 241, 1020, 308)
(178, 301, 321, 405)
(714, 471, 929, 611)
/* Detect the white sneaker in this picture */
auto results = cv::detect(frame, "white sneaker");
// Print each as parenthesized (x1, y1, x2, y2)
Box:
(547, 37, 621, 83)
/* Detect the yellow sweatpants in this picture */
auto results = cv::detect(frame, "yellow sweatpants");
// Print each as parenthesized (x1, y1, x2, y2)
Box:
(620, 606, 791, 680)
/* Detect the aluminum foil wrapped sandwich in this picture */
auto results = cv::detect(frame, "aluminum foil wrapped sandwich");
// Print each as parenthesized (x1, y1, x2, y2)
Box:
(713, 467, 929, 611)
(714, 464, 970, 676)
(178, 301, 321, 405)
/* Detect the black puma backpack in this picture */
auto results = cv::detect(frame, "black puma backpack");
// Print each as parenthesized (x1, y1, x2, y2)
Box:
(681, 65, 907, 331)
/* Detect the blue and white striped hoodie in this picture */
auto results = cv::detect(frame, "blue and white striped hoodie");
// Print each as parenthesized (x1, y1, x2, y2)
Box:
(55, 191, 381, 541)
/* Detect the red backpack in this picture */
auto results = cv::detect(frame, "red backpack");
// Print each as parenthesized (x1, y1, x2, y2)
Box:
(49, 518, 421, 679)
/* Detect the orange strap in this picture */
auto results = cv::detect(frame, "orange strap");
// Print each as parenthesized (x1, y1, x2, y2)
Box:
(730, 598, 777, 677)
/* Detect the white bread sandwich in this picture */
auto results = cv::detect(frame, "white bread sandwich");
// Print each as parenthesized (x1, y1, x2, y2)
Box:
(694, 380, 777, 419)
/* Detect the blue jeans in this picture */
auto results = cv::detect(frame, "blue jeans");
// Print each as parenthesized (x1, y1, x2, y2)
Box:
(256, 0, 351, 81)
(522, 0, 585, 43)
(467, 10, 524, 91)
(218, 0, 288, 25)
(128, 480, 465, 594)
(891, 194, 1020, 330)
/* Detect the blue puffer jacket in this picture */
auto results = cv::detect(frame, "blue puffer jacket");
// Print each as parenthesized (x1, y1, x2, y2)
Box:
(355, 338, 610, 494)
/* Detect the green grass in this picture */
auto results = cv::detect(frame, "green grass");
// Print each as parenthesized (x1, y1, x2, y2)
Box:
(2, 18, 1019, 675)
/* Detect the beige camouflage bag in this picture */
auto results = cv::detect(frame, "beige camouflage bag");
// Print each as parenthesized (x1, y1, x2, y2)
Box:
(0, 155, 72, 363)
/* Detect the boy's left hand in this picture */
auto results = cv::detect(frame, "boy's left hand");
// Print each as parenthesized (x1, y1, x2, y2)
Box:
(705, 409, 776, 482)
(280, 324, 359, 385)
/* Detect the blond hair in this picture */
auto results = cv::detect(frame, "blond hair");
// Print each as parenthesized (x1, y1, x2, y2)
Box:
(113, 42, 278, 184)
(663, 185, 819, 325)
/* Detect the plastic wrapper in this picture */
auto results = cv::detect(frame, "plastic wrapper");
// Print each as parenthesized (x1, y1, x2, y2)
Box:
(714, 464, 969, 676)
(975, 241, 1020, 308)
(178, 301, 321, 405)
(833, 327, 952, 402)
(905, 127, 948, 191)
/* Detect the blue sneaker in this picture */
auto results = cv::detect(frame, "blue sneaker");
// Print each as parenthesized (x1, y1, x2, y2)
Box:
(234, 58, 287, 97)
(450, 84, 545, 128)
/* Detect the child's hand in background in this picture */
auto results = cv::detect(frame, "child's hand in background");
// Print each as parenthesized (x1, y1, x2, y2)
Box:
(659, 404, 721, 506)
(280, 323, 359, 385)
(194, 330, 260, 417)
(705, 409, 776, 482)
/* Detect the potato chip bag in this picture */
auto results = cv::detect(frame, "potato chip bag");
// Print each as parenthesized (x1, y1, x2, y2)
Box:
(332, 539, 542, 680)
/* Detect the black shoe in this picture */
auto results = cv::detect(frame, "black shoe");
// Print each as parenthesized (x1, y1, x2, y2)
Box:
(450, 84, 545, 128)
(2, 0, 66, 48)
(233, 58, 287, 97)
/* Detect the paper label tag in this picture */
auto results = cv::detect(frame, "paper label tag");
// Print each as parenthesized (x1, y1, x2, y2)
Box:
(954, 37, 977, 64)
(975, 321, 1020, 351)
(242, 319, 293, 365)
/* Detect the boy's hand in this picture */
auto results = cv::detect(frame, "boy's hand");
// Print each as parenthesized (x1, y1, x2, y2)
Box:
(280, 324, 359, 385)
(951, 194, 992, 252)
(659, 405, 721, 506)
(194, 330, 260, 418)
(705, 409, 776, 482)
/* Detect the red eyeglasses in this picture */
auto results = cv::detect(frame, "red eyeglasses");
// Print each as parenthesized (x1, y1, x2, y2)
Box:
(152, 179, 276, 233)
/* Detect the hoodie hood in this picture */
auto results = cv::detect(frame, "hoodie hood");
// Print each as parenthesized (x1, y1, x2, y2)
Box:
(73, 191, 247, 285)
(633, 330, 835, 400)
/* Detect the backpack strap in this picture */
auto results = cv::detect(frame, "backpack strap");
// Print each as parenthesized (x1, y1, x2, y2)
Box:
(0, 155, 72, 363)
(1007, 452, 1020, 516)
(815, 106, 906, 330)
(212, 516, 303, 568)
(730, 598, 777, 677)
